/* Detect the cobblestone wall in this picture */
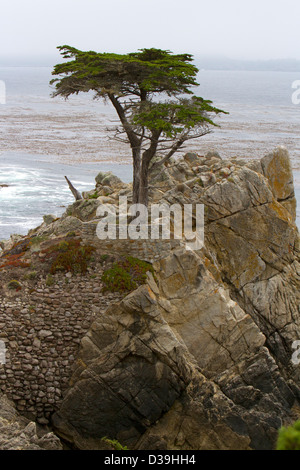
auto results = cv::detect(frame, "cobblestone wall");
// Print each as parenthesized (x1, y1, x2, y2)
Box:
(0, 234, 179, 424)
(0, 270, 122, 424)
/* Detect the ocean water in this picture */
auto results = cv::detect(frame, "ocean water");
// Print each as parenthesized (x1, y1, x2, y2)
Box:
(0, 67, 299, 240)
(0, 153, 132, 240)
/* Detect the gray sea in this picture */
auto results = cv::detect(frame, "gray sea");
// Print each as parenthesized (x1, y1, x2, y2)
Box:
(0, 67, 299, 240)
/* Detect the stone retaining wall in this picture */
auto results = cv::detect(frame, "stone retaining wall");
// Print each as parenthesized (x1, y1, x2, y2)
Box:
(0, 235, 180, 424)
(0, 270, 122, 424)
(81, 221, 182, 262)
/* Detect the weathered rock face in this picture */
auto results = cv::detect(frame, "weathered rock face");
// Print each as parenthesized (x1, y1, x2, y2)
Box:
(52, 196, 300, 452)
(0, 394, 62, 450)
(52, 248, 299, 450)
(8, 145, 299, 450)
(200, 148, 300, 379)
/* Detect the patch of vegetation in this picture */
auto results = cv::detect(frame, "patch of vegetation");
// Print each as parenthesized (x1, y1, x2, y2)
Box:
(88, 192, 99, 199)
(7, 280, 22, 291)
(0, 238, 32, 270)
(47, 239, 96, 275)
(0, 252, 31, 270)
(46, 274, 55, 287)
(5, 238, 31, 255)
(101, 255, 154, 293)
(24, 271, 37, 280)
(29, 235, 48, 246)
(277, 421, 300, 450)
(101, 437, 128, 450)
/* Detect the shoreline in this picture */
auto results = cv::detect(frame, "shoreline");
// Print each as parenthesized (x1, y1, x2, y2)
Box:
(2, 147, 300, 171)
(0, 151, 133, 242)
(1, 148, 299, 186)
(0, 150, 299, 243)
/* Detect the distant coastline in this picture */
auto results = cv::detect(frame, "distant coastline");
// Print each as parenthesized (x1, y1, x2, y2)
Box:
(1, 56, 300, 72)
(194, 57, 300, 72)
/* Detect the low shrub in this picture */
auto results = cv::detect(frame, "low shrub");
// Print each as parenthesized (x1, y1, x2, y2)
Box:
(101, 256, 154, 293)
(88, 192, 99, 200)
(49, 239, 96, 275)
(46, 274, 55, 286)
(29, 235, 48, 246)
(101, 437, 128, 450)
(24, 271, 37, 280)
(277, 421, 300, 450)
(0, 253, 31, 270)
(7, 280, 22, 290)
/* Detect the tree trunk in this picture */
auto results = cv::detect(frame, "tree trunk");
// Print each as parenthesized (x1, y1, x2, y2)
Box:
(132, 148, 141, 204)
(138, 158, 150, 207)
(138, 130, 161, 206)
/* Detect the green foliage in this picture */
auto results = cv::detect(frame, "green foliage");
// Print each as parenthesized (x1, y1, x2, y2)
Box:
(277, 421, 300, 450)
(29, 235, 48, 246)
(46, 274, 55, 286)
(51, 46, 227, 203)
(132, 96, 225, 138)
(101, 256, 154, 293)
(51, 46, 200, 98)
(101, 437, 128, 450)
(7, 280, 22, 290)
(87, 192, 99, 199)
(48, 239, 96, 275)
(24, 271, 37, 280)
(51, 46, 227, 138)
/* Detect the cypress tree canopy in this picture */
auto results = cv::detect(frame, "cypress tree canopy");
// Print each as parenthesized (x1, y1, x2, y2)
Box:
(51, 46, 227, 204)
(51, 46, 200, 98)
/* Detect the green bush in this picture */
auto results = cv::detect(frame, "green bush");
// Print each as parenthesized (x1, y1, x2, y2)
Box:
(277, 421, 300, 450)
(24, 271, 37, 280)
(49, 240, 95, 275)
(8, 280, 22, 290)
(46, 274, 55, 286)
(101, 256, 154, 293)
(101, 437, 128, 450)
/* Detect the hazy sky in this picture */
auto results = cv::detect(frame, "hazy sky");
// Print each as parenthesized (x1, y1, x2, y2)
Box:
(1, 0, 300, 64)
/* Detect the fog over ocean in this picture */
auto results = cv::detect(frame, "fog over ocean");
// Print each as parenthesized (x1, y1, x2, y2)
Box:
(0, 67, 299, 240)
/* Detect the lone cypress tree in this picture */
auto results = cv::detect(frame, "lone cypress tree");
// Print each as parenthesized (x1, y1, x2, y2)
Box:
(51, 46, 227, 205)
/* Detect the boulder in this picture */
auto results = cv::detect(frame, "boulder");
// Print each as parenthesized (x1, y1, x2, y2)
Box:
(95, 171, 122, 188)
(0, 394, 62, 450)
(65, 200, 101, 222)
(43, 214, 57, 225)
(260, 146, 297, 220)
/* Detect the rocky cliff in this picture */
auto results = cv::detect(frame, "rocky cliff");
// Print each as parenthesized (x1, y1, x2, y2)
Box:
(51, 147, 300, 450)
(0, 393, 62, 450)
(1, 146, 299, 450)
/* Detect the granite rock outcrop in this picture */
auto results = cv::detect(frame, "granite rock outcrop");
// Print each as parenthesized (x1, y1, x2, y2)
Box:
(49, 146, 300, 450)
